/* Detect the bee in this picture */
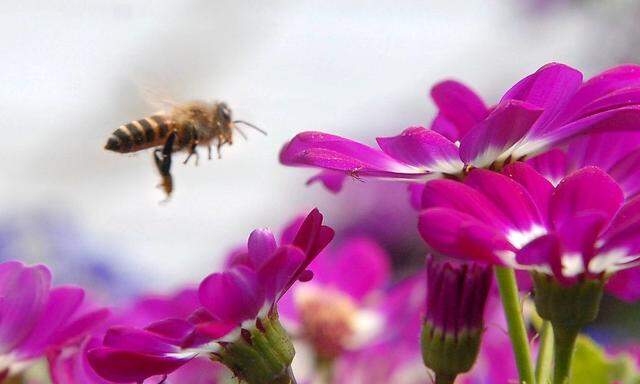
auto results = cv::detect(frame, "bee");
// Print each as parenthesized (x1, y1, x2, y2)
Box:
(104, 101, 265, 197)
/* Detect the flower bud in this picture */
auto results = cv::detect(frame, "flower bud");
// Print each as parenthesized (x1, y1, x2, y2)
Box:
(213, 310, 296, 384)
(421, 256, 492, 383)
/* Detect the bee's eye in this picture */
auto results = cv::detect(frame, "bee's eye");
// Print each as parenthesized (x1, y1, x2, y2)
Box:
(220, 106, 231, 120)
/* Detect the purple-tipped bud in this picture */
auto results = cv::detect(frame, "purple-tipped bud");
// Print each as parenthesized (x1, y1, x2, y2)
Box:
(422, 256, 492, 383)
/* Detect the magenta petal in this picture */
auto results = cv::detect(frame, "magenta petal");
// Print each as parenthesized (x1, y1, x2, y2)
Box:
(523, 106, 640, 157)
(465, 169, 544, 234)
(501, 62, 583, 134)
(87, 348, 192, 383)
(458, 223, 516, 265)
(556, 212, 607, 261)
(526, 148, 568, 185)
(195, 320, 236, 339)
(605, 195, 640, 240)
(50, 307, 110, 349)
(430, 113, 460, 142)
(14, 285, 84, 358)
(0, 262, 51, 353)
(561, 64, 640, 121)
(306, 170, 348, 193)
(550, 167, 624, 229)
(421, 179, 506, 227)
(103, 326, 179, 354)
(376, 127, 463, 174)
(145, 319, 196, 347)
(605, 267, 640, 302)
(503, 162, 554, 223)
(48, 336, 113, 384)
(331, 238, 391, 301)
(257, 245, 305, 302)
(430, 80, 488, 137)
(459, 100, 543, 167)
(408, 183, 426, 210)
(516, 233, 561, 268)
(247, 229, 277, 269)
(198, 266, 264, 324)
(576, 87, 640, 119)
(291, 208, 335, 262)
(419, 208, 510, 265)
(609, 147, 640, 199)
(419, 208, 480, 258)
(280, 131, 424, 178)
(567, 131, 640, 172)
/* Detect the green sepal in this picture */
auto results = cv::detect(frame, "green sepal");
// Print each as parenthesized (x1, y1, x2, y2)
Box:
(214, 310, 296, 384)
(532, 272, 604, 329)
(421, 322, 482, 379)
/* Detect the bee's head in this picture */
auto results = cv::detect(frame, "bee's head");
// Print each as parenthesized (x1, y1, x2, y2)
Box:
(217, 102, 233, 125)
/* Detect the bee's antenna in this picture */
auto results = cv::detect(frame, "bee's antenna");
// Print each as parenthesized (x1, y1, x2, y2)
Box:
(233, 120, 267, 135)
(235, 125, 248, 140)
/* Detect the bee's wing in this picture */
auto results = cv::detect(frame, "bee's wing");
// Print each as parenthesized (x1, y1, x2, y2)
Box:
(135, 80, 180, 114)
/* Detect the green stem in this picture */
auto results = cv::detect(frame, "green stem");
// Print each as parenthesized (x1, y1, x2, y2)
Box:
(535, 321, 554, 384)
(495, 267, 536, 384)
(269, 366, 297, 384)
(435, 373, 457, 384)
(552, 325, 579, 384)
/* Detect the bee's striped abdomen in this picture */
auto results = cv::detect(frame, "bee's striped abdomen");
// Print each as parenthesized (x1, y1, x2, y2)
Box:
(105, 115, 172, 153)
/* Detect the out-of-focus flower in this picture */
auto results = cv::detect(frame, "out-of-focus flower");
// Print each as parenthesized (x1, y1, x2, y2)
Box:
(280, 63, 640, 189)
(49, 288, 222, 384)
(88, 209, 334, 384)
(421, 257, 492, 384)
(278, 236, 390, 371)
(333, 272, 429, 384)
(0, 261, 109, 381)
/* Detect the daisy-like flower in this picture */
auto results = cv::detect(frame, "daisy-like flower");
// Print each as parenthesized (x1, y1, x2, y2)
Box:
(418, 163, 640, 288)
(278, 236, 390, 367)
(280, 63, 640, 189)
(332, 271, 428, 384)
(0, 261, 109, 381)
(88, 209, 334, 384)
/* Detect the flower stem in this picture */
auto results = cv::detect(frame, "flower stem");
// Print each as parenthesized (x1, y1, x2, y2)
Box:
(535, 321, 553, 384)
(495, 267, 535, 384)
(270, 366, 298, 384)
(552, 325, 578, 384)
(435, 373, 457, 384)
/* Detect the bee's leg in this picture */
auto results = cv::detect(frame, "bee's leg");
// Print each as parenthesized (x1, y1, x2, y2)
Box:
(183, 131, 200, 165)
(153, 132, 176, 197)
(216, 141, 224, 159)
(182, 142, 200, 166)
(207, 145, 212, 160)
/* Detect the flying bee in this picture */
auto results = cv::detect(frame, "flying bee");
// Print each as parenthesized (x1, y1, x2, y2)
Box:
(104, 101, 265, 197)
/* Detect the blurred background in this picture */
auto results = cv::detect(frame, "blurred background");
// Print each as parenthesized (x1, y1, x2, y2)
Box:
(0, 0, 638, 321)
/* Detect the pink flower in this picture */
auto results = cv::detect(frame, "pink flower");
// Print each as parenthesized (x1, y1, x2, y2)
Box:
(0, 261, 108, 380)
(418, 162, 640, 295)
(278, 235, 391, 360)
(528, 130, 640, 199)
(332, 272, 428, 384)
(49, 288, 217, 384)
(87, 209, 334, 384)
(280, 63, 640, 189)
